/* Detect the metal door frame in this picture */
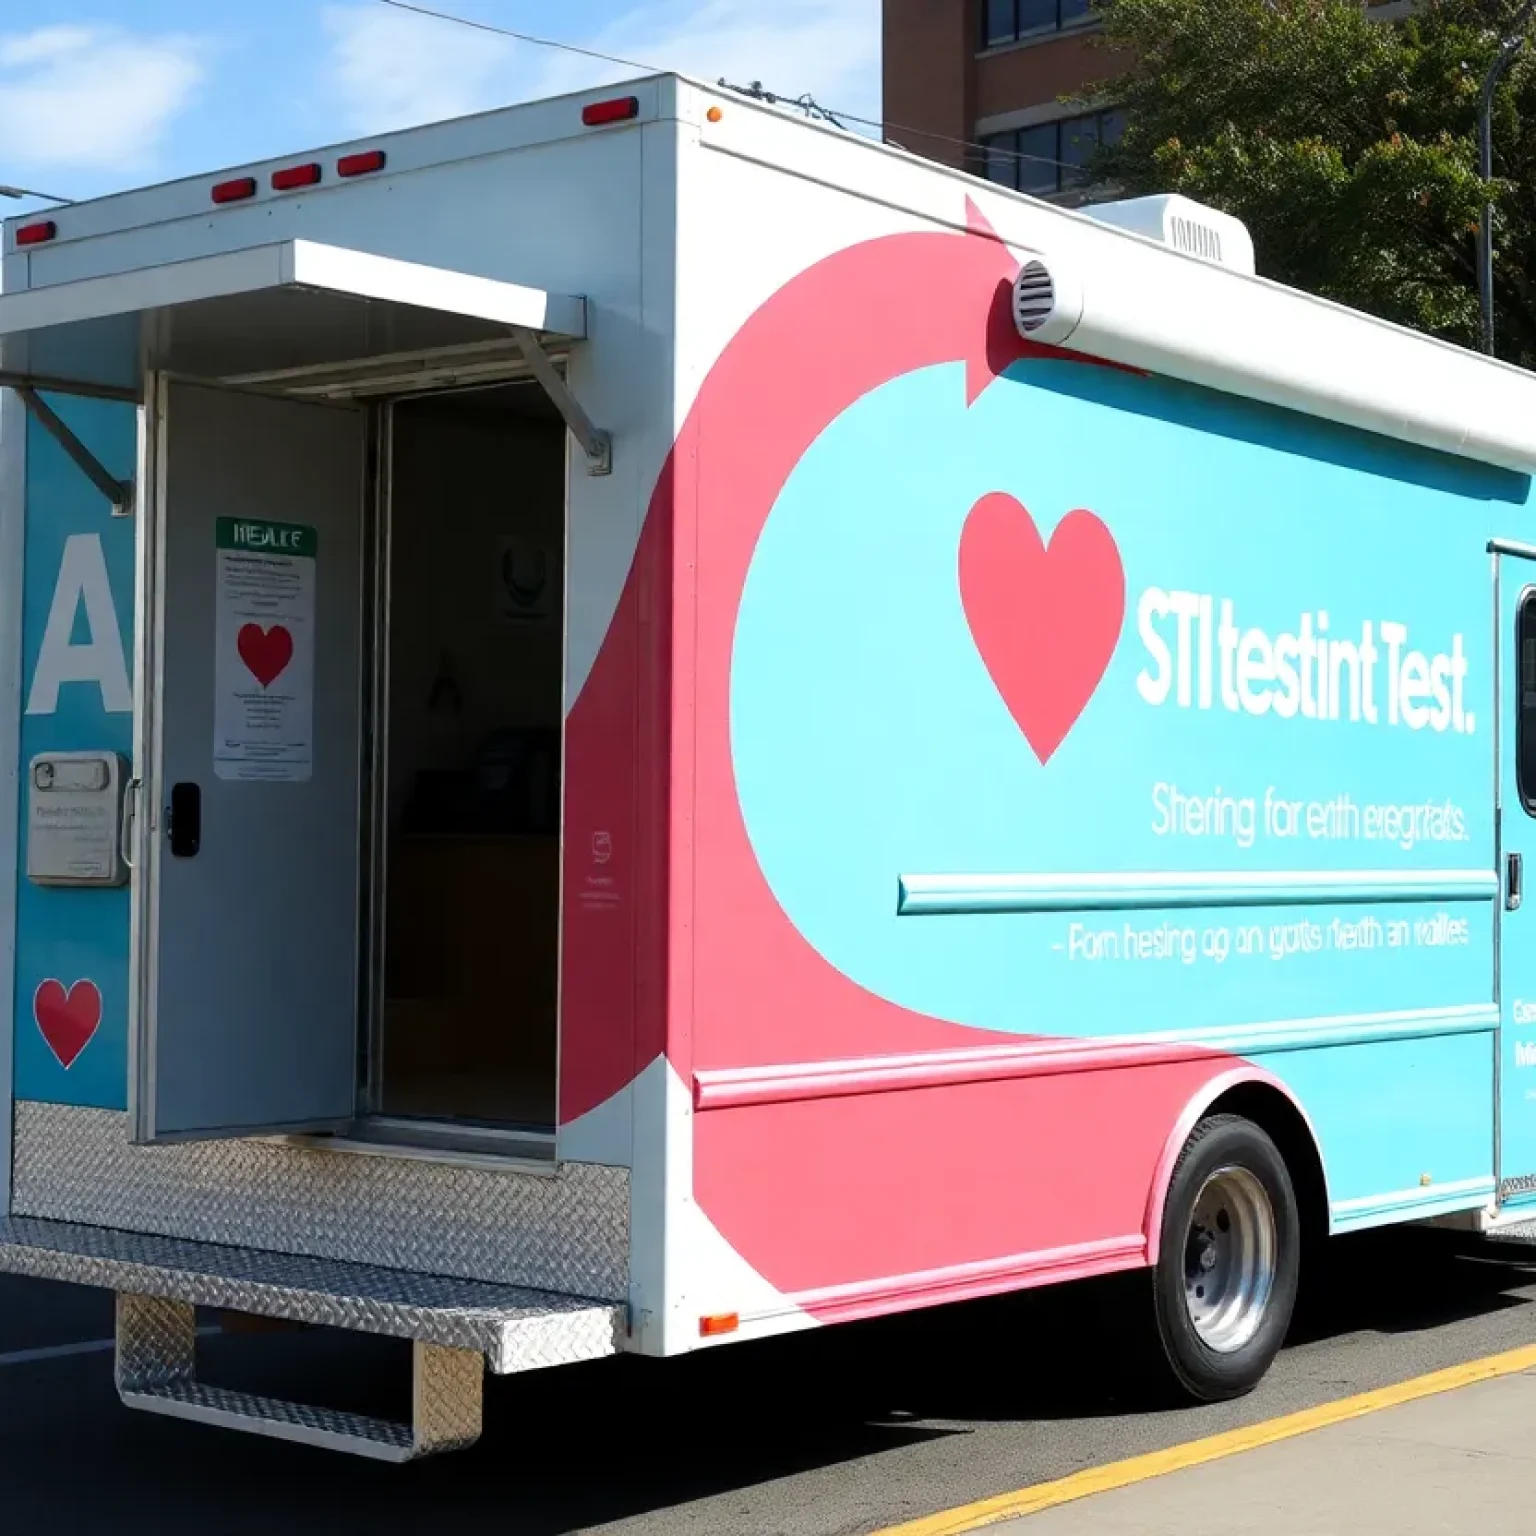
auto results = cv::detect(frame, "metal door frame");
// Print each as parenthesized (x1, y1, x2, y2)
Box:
(356, 397, 392, 1118)
(1489, 538, 1536, 1199)
(128, 368, 566, 1157)
(0, 368, 28, 1216)
(343, 379, 567, 1157)
(125, 370, 165, 1141)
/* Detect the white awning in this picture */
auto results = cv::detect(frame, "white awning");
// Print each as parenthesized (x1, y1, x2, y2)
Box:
(0, 239, 588, 398)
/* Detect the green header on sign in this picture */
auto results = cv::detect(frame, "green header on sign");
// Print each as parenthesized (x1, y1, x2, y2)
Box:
(216, 517, 318, 558)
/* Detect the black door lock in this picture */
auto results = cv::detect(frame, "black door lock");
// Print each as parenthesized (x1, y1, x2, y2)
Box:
(167, 782, 201, 858)
(1509, 850, 1523, 912)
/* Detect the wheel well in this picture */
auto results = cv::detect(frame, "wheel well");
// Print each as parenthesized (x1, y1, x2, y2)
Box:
(1205, 1082, 1329, 1244)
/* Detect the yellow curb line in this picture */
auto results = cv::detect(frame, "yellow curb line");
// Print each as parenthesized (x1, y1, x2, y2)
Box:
(871, 1341, 1536, 1535)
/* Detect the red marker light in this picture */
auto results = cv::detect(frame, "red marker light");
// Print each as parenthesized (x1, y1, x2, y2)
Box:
(271, 163, 321, 191)
(337, 150, 387, 177)
(211, 177, 257, 205)
(15, 220, 56, 246)
(582, 96, 640, 127)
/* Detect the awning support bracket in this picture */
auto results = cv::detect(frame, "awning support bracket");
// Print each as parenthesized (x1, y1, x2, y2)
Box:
(510, 326, 612, 476)
(6, 380, 133, 516)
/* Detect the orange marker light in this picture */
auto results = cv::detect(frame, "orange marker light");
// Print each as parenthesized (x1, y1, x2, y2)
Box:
(707, 106, 723, 123)
(699, 1311, 739, 1337)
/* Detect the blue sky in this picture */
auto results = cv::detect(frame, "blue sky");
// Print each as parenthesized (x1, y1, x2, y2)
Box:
(0, 1, 881, 211)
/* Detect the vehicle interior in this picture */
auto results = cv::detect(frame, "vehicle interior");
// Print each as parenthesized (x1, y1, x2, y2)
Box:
(363, 381, 566, 1147)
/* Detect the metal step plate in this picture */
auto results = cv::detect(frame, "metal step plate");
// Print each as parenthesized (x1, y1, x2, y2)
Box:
(0, 1215, 626, 1373)
(1484, 1219, 1536, 1245)
(116, 1291, 483, 1462)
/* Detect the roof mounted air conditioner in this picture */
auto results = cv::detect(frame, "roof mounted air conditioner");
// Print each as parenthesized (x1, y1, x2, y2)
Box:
(1080, 194, 1256, 276)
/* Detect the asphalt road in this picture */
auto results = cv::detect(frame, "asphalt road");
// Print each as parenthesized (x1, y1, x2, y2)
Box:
(2, 1226, 1535, 1534)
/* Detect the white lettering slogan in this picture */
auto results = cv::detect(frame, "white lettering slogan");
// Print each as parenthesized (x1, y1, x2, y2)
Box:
(1135, 588, 1473, 733)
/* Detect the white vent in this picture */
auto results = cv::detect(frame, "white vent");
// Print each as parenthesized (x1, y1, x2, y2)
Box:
(1080, 194, 1256, 275)
(1013, 260, 1056, 333)
(1170, 214, 1222, 264)
(1009, 256, 1084, 346)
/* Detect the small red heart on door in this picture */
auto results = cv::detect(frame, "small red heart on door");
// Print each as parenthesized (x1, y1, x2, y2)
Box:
(237, 624, 294, 688)
(959, 492, 1125, 764)
(34, 979, 102, 1070)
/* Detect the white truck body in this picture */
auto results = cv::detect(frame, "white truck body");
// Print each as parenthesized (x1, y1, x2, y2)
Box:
(2, 73, 1536, 1461)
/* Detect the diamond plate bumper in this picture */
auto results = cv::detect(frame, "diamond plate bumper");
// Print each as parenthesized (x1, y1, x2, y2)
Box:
(14, 1102, 630, 1298)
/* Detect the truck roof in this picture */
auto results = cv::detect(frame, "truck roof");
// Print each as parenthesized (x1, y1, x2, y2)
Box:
(5, 71, 1536, 478)
(3, 72, 689, 250)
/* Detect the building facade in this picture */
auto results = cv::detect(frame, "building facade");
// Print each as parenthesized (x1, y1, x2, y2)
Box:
(882, 0, 1127, 203)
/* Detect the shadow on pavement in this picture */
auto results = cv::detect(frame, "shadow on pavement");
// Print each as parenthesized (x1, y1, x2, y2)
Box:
(3, 1228, 1535, 1534)
(1288, 1227, 1536, 1344)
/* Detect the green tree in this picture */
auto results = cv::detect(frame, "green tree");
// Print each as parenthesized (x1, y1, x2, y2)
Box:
(1085, 0, 1536, 363)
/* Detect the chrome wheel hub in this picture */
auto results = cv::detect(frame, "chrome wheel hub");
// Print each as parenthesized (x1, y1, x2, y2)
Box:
(1183, 1165, 1277, 1353)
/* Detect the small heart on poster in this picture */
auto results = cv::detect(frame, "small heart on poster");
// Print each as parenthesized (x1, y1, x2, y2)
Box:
(237, 624, 294, 688)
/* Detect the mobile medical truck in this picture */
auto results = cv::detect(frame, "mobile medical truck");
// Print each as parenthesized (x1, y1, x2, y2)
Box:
(1, 72, 1535, 1461)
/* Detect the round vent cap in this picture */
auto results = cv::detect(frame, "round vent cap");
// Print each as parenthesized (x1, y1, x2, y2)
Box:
(1010, 255, 1083, 347)
(1013, 259, 1056, 334)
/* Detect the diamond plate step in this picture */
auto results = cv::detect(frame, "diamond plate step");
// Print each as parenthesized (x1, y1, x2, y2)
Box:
(0, 1216, 626, 1372)
(0, 1216, 628, 1461)
(1485, 1219, 1536, 1245)
(116, 1291, 481, 1461)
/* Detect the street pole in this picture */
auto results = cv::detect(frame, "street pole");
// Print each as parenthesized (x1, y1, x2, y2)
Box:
(0, 184, 72, 206)
(1479, 2, 1536, 355)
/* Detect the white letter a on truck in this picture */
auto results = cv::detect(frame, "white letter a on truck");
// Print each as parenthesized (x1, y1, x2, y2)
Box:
(27, 533, 131, 716)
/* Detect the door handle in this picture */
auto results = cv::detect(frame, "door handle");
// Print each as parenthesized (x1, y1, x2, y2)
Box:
(167, 782, 201, 858)
(120, 777, 140, 872)
(1509, 851, 1523, 912)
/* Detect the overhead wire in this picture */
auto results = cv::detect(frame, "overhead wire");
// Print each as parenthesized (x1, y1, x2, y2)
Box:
(375, 0, 661, 76)
(370, 0, 1087, 178)
(715, 76, 1094, 179)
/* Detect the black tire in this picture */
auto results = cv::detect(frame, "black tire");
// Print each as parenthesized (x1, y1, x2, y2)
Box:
(1151, 1113, 1300, 1402)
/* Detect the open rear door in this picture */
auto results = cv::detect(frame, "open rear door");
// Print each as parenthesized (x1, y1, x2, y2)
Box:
(140, 378, 364, 1139)
(0, 240, 590, 1142)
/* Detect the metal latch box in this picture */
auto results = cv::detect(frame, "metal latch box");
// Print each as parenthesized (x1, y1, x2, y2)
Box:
(27, 751, 129, 888)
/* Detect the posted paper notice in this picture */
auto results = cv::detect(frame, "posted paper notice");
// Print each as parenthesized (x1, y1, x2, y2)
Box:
(213, 517, 317, 781)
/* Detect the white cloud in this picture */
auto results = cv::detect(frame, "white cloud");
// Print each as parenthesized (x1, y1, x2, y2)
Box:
(322, 5, 517, 133)
(0, 25, 204, 175)
(0, 27, 99, 69)
(321, 0, 880, 137)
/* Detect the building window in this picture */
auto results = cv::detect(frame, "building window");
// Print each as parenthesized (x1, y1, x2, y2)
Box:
(984, 0, 1095, 47)
(978, 109, 1125, 198)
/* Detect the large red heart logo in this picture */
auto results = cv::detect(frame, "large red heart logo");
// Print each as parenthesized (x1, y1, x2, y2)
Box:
(237, 624, 294, 688)
(959, 492, 1125, 764)
(34, 979, 102, 1070)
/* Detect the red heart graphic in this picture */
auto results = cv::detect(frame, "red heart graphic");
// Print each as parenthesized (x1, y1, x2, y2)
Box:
(237, 624, 294, 688)
(959, 492, 1126, 764)
(34, 979, 102, 1069)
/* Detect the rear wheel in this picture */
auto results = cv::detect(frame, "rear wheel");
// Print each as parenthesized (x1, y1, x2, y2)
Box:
(1152, 1113, 1300, 1401)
